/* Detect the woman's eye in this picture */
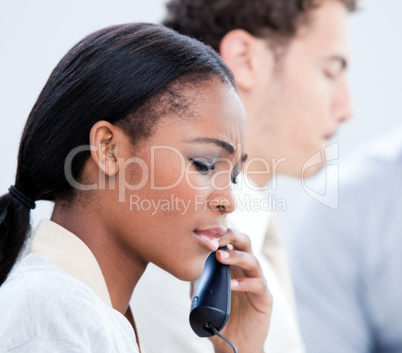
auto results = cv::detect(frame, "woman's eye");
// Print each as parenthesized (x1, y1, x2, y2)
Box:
(231, 173, 239, 185)
(190, 158, 215, 174)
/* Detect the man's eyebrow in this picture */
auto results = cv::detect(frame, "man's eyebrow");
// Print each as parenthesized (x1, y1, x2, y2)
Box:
(185, 137, 236, 155)
(328, 55, 348, 70)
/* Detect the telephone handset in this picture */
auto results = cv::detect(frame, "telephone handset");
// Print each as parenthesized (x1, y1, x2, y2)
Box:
(189, 246, 231, 337)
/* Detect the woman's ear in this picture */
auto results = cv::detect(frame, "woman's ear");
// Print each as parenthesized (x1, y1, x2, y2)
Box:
(219, 29, 274, 92)
(89, 121, 120, 176)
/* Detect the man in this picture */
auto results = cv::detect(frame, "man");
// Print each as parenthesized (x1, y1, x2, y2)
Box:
(132, 1, 356, 352)
(290, 126, 402, 353)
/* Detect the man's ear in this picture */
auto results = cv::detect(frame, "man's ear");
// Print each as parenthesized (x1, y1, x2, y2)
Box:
(219, 29, 274, 91)
(89, 121, 120, 176)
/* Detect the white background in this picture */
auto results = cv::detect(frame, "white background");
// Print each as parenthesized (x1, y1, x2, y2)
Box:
(1, 0, 402, 237)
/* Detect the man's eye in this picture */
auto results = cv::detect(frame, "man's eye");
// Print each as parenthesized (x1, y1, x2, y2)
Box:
(231, 173, 239, 185)
(190, 159, 215, 174)
(324, 70, 338, 80)
(324, 65, 343, 81)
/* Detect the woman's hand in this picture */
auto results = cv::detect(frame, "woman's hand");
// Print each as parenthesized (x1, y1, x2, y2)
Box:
(209, 229, 272, 353)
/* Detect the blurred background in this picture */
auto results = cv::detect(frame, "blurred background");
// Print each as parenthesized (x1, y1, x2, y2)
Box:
(1, 0, 402, 241)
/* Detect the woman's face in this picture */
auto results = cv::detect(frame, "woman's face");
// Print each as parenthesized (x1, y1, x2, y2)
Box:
(109, 81, 247, 281)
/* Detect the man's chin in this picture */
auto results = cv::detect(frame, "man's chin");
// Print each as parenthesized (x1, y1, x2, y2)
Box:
(299, 149, 327, 179)
(302, 163, 325, 179)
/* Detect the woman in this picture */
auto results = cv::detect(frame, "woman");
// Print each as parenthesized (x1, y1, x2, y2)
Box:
(0, 23, 271, 352)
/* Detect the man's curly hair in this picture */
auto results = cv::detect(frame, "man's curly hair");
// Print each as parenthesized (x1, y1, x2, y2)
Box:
(163, 0, 357, 51)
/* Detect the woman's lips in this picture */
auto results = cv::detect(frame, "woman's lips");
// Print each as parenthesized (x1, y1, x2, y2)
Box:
(193, 227, 227, 252)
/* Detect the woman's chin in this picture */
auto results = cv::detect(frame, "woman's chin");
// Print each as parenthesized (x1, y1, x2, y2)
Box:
(173, 262, 206, 282)
(154, 251, 210, 282)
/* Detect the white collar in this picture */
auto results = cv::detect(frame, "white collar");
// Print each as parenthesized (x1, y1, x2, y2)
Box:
(29, 219, 112, 307)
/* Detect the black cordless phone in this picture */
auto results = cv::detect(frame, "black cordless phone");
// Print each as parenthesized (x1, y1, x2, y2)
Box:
(189, 246, 231, 337)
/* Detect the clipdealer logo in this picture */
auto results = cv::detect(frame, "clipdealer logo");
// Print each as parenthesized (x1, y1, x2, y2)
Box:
(63, 143, 339, 210)
(128, 193, 287, 215)
(301, 142, 339, 209)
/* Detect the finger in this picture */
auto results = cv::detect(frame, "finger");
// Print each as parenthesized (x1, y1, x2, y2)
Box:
(231, 277, 269, 295)
(231, 278, 272, 310)
(218, 228, 252, 253)
(216, 249, 263, 278)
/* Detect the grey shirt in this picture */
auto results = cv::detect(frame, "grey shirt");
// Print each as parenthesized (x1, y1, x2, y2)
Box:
(290, 127, 402, 352)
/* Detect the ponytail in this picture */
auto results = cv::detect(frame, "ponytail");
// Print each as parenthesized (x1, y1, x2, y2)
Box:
(0, 187, 35, 285)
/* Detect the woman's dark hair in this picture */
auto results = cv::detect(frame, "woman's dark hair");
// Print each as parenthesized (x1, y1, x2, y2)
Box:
(0, 23, 235, 285)
(163, 0, 358, 51)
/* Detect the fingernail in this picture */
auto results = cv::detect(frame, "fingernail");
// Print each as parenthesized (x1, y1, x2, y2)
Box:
(219, 250, 230, 259)
(231, 279, 239, 288)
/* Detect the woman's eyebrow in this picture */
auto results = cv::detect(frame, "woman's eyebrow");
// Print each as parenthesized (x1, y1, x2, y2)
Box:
(185, 137, 236, 155)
